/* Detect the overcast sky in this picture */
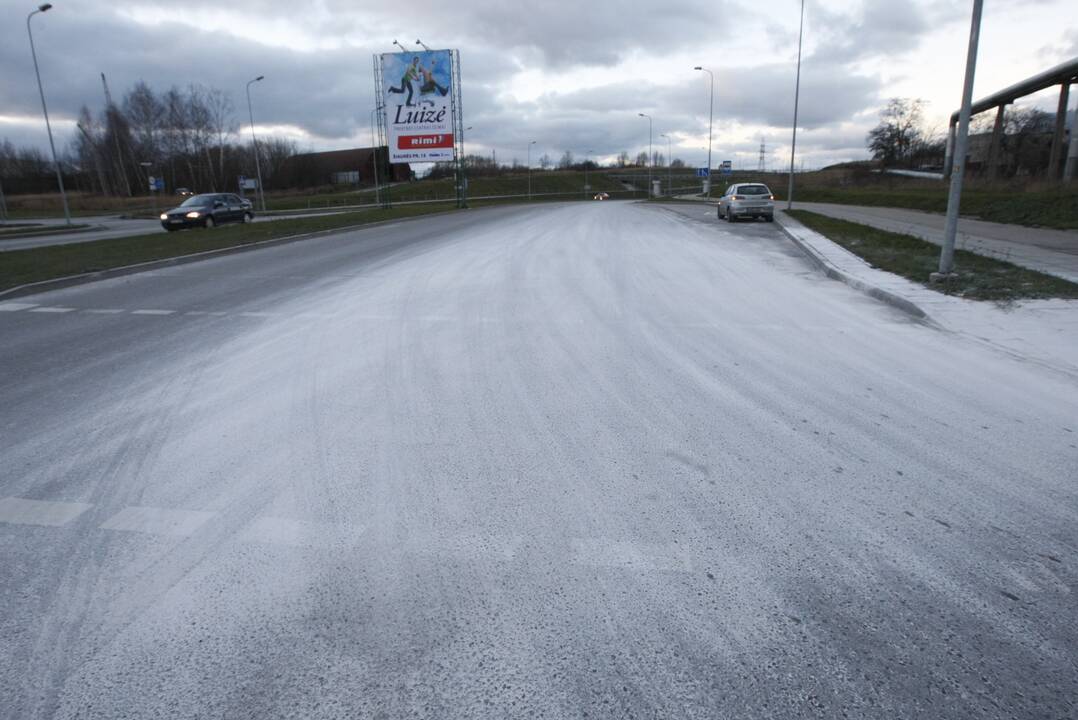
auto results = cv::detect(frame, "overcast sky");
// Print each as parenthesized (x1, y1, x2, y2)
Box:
(1, 0, 1075, 170)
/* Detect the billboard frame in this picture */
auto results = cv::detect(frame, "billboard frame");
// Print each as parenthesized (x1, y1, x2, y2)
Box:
(373, 48, 466, 210)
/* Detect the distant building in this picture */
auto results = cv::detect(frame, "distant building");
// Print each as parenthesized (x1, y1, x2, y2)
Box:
(278, 147, 411, 189)
(965, 130, 1060, 177)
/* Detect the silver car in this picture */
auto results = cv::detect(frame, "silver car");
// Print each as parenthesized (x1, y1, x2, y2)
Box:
(717, 183, 775, 222)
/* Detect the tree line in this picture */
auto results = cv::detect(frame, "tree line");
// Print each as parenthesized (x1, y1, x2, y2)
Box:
(1, 80, 299, 196)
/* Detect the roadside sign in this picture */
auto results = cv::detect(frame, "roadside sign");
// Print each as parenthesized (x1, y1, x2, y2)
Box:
(720, 160, 732, 175)
(148, 176, 164, 192)
(238, 176, 258, 190)
(696, 167, 710, 178)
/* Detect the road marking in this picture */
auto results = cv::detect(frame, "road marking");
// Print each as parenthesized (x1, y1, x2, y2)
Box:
(99, 506, 215, 536)
(130, 309, 175, 315)
(239, 516, 365, 548)
(184, 310, 209, 316)
(0, 302, 38, 312)
(0, 497, 93, 527)
(570, 538, 693, 573)
(29, 307, 75, 313)
(237, 311, 276, 318)
(83, 309, 125, 314)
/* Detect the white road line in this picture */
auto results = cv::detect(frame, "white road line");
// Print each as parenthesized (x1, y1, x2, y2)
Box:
(99, 506, 215, 536)
(0, 497, 93, 527)
(184, 310, 209, 316)
(0, 302, 39, 312)
(83, 309, 125, 314)
(237, 311, 276, 318)
(28, 307, 75, 313)
(130, 309, 175, 316)
(206, 311, 228, 316)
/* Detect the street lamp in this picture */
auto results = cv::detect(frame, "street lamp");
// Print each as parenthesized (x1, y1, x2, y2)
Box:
(245, 75, 266, 212)
(660, 133, 672, 196)
(460, 125, 472, 208)
(584, 148, 594, 198)
(415, 39, 431, 51)
(786, 0, 805, 211)
(392, 40, 409, 53)
(638, 113, 652, 198)
(694, 66, 714, 198)
(527, 140, 536, 199)
(27, 3, 71, 225)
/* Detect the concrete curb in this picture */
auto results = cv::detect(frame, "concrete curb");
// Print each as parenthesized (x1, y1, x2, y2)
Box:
(0, 223, 103, 242)
(0, 208, 462, 301)
(774, 211, 935, 325)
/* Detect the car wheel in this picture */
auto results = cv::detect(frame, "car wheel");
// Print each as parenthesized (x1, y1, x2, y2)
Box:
(726, 210, 736, 223)
(204, 216, 215, 229)
(765, 214, 774, 222)
(242, 212, 253, 224)
(164, 226, 177, 233)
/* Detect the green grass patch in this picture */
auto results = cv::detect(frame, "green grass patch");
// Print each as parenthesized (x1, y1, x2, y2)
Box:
(0, 203, 455, 293)
(786, 209, 1078, 302)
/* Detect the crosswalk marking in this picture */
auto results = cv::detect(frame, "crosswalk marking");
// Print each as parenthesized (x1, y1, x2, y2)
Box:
(0, 497, 93, 526)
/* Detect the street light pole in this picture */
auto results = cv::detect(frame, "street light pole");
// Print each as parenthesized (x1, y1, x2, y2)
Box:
(527, 140, 536, 199)
(585, 148, 594, 198)
(660, 133, 672, 196)
(936, 0, 984, 279)
(246, 75, 267, 213)
(638, 113, 652, 198)
(694, 66, 714, 198)
(786, 0, 805, 211)
(27, 4, 71, 226)
(461, 125, 472, 209)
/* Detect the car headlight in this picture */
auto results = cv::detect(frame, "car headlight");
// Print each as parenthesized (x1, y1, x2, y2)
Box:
(159, 213, 168, 220)
(185, 211, 201, 219)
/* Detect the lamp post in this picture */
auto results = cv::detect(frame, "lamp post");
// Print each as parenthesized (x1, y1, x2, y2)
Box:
(245, 75, 267, 212)
(460, 125, 472, 208)
(584, 148, 594, 199)
(415, 39, 431, 51)
(527, 140, 536, 199)
(786, 0, 805, 211)
(660, 133, 672, 196)
(27, 3, 71, 225)
(694, 66, 714, 198)
(936, 0, 984, 280)
(638, 113, 652, 198)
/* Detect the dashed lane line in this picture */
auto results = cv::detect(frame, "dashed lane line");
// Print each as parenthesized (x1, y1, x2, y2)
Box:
(28, 306, 75, 313)
(130, 309, 176, 316)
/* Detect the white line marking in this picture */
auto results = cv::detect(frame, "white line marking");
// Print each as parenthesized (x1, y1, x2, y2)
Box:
(0, 497, 93, 526)
(184, 310, 209, 316)
(99, 506, 215, 536)
(130, 309, 175, 316)
(239, 517, 365, 548)
(206, 311, 228, 316)
(0, 302, 38, 312)
(29, 307, 75, 313)
(237, 311, 275, 318)
(83, 309, 125, 314)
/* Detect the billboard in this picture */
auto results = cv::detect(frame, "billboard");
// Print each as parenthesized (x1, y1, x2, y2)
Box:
(381, 50, 455, 163)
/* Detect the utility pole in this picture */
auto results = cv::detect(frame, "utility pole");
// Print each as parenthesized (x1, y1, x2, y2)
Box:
(786, 0, 805, 211)
(584, 148, 594, 198)
(369, 106, 381, 207)
(639, 113, 652, 198)
(527, 140, 536, 199)
(246, 75, 267, 212)
(27, 3, 71, 225)
(934, 0, 984, 281)
(661, 133, 672, 196)
(694, 66, 714, 197)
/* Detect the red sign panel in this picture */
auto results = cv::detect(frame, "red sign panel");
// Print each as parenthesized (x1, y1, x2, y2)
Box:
(397, 134, 454, 150)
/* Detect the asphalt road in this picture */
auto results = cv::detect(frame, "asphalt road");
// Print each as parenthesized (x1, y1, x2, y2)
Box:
(1, 201, 1075, 719)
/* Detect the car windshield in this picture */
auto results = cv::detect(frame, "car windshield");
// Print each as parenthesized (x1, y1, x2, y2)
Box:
(180, 194, 215, 207)
(738, 185, 770, 195)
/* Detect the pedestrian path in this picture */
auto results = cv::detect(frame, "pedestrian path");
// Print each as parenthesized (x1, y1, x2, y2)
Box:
(791, 202, 1078, 284)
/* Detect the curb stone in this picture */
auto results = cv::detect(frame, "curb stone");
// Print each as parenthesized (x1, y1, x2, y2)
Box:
(774, 210, 937, 326)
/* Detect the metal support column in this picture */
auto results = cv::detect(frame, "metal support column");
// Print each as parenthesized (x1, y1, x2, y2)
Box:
(372, 54, 391, 209)
(1065, 101, 1078, 182)
(1048, 82, 1070, 179)
(986, 104, 1006, 180)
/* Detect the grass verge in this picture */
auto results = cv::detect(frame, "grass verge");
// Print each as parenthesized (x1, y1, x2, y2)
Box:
(0, 203, 455, 293)
(786, 209, 1078, 302)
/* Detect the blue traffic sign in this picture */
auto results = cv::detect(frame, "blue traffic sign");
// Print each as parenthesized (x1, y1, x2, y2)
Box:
(696, 167, 710, 178)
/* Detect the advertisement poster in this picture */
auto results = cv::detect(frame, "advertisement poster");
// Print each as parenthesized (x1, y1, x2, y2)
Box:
(381, 50, 455, 162)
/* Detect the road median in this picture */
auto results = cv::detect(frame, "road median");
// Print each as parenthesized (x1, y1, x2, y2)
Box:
(0, 203, 457, 298)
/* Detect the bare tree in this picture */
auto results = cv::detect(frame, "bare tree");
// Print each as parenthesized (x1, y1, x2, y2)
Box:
(866, 98, 926, 168)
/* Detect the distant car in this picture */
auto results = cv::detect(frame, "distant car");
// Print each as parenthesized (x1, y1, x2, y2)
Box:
(160, 193, 254, 231)
(717, 183, 774, 222)
(593, 192, 610, 201)
(175, 187, 195, 196)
